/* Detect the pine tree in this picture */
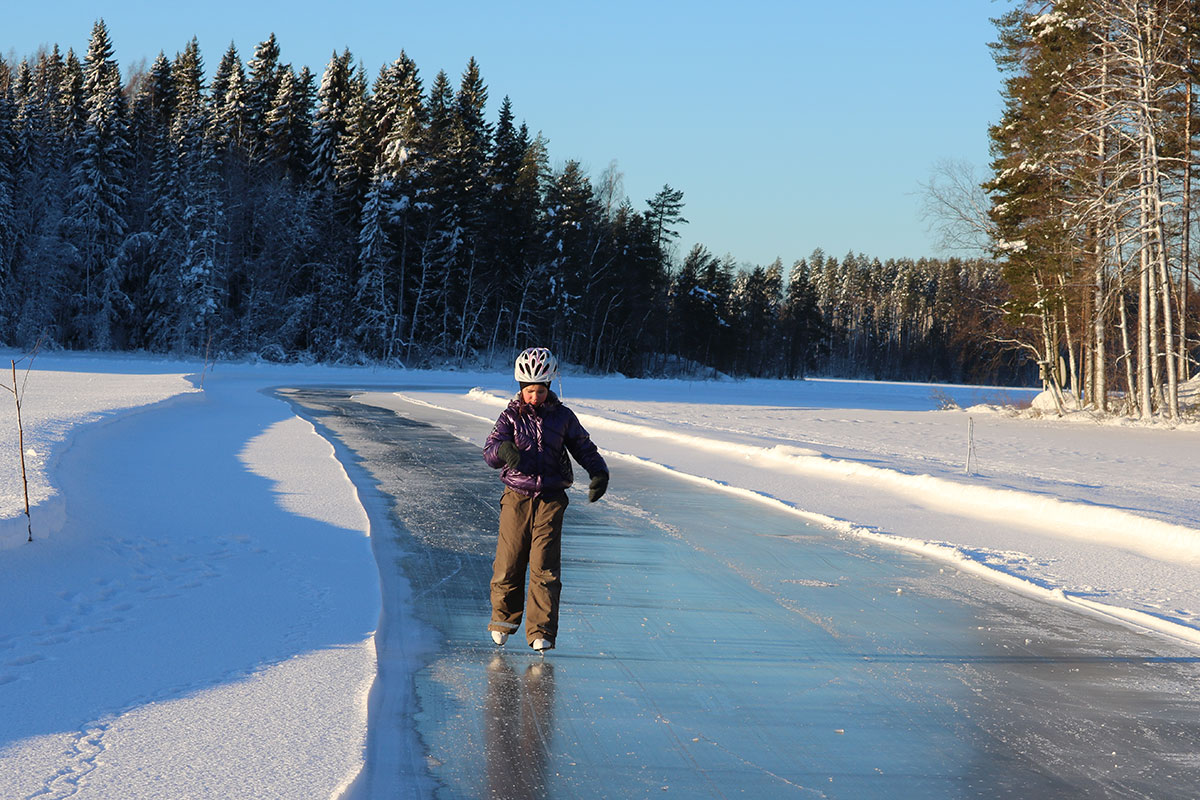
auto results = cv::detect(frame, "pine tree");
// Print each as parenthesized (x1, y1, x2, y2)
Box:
(487, 96, 535, 348)
(245, 34, 283, 161)
(120, 52, 174, 347)
(334, 64, 375, 224)
(985, 6, 1082, 397)
(645, 184, 688, 263)
(505, 129, 551, 350)
(174, 109, 225, 351)
(423, 69, 455, 209)
(209, 43, 248, 152)
(144, 36, 227, 351)
(703, 255, 738, 372)
(57, 49, 86, 149)
(354, 163, 397, 359)
(782, 258, 824, 378)
(542, 160, 600, 362)
(353, 52, 429, 361)
(172, 38, 204, 118)
(5, 51, 75, 347)
(411, 68, 462, 356)
(210, 44, 253, 325)
(0, 89, 16, 337)
(304, 50, 359, 359)
(451, 58, 492, 232)
(67, 19, 131, 348)
(443, 58, 495, 359)
(669, 244, 712, 367)
(129, 53, 175, 180)
(264, 65, 313, 180)
(375, 52, 426, 181)
(731, 261, 782, 375)
(597, 199, 662, 374)
(310, 50, 352, 193)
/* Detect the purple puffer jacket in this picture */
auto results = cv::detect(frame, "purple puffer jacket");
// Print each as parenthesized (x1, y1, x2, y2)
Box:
(483, 391, 608, 497)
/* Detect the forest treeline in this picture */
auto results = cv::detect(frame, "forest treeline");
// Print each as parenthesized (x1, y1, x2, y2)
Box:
(983, 0, 1200, 417)
(0, 18, 1140, 389)
(0, 21, 1027, 383)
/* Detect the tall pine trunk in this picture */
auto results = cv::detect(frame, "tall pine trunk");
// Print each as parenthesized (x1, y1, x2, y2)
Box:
(1119, 289, 1138, 415)
(1138, 177, 1152, 419)
(1093, 40, 1111, 412)
(1181, 76, 1193, 383)
(1146, 125, 1179, 417)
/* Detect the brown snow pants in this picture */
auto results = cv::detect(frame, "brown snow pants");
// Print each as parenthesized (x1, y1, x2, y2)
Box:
(488, 487, 569, 645)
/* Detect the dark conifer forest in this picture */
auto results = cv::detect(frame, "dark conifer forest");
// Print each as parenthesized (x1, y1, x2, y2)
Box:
(0, 22, 1031, 384)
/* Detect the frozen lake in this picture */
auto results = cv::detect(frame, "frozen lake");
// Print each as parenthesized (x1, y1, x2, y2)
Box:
(282, 388, 1200, 799)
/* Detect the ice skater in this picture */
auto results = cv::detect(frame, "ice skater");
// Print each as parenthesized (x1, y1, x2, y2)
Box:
(483, 347, 609, 652)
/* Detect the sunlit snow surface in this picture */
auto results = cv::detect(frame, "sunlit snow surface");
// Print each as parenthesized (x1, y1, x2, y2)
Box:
(0, 352, 1198, 797)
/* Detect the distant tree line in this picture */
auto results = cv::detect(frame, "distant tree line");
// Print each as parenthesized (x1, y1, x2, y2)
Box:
(0, 21, 1033, 384)
(666, 246, 1028, 384)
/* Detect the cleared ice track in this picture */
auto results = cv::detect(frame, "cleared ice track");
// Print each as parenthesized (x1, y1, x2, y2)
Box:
(280, 387, 1200, 800)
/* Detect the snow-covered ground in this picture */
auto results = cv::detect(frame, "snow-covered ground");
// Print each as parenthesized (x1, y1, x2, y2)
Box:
(1, 351, 1197, 797)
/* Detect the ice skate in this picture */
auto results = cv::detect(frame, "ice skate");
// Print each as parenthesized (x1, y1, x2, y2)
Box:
(491, 630, 508, 646)
(531, 637, 553, 652)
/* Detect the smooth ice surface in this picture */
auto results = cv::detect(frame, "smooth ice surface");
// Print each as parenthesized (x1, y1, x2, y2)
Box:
(289, 389, 1200, 799)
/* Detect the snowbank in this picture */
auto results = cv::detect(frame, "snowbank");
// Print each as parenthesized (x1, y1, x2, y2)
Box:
(0, 354, 423, 799)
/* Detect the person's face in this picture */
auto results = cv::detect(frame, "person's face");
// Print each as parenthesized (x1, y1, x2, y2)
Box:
(521, 384, 548, 406)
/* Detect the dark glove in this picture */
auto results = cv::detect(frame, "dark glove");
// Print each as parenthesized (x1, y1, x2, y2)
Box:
(497, 441, 521, 470)
(588, 473, 608, 503)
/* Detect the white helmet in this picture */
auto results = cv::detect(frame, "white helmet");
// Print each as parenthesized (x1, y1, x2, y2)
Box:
(514, 347, 558, 384)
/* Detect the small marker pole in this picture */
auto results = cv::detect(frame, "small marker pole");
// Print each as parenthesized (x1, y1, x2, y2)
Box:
(965, 416, 976, 476)
(12, 359, 32, 541)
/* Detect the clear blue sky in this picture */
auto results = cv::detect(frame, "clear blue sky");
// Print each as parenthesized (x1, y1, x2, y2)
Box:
(5, 0, 1005, 268)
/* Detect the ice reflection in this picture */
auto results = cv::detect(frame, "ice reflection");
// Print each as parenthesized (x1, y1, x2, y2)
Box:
(484, 655, 556, 800)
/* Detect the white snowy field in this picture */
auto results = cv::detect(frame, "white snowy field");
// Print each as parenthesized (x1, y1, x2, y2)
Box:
(0, 351, 1198, 797)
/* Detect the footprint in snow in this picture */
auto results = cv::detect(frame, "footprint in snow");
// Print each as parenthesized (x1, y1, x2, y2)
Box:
(6, 653, 45, 667)
(35, 635, 70, 646)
